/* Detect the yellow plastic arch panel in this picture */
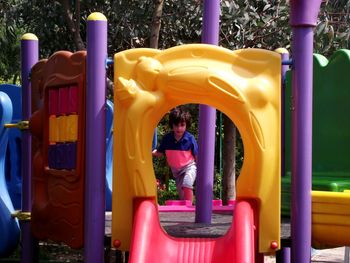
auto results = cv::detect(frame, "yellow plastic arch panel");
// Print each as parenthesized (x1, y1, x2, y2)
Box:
(112, 44, 281, 252)
(312, 190, 350, 248)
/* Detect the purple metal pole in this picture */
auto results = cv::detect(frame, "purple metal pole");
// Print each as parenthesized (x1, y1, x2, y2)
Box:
(290, 1, 321, 262)
(276, 247, 291, 263)
(84, 12, 107, 262)
(20, 33, 38, 263)
(195, 0, 220, 223)
(275, 48, 289, 177)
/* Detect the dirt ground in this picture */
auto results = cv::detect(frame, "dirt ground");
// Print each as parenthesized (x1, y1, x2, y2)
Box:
(1, 212, 348, 262)
(2, 243, 346, 263)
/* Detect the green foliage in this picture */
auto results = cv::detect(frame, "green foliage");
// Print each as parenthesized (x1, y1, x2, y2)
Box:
(213, 171, 222, 199)
(159, 0, 202, 48)
(0, 0, 23, 83)
(314, 0, 350, 56)
(2, 0, 350, 84)
(220, 0, 290, 50)
(157, 179, 179, 205)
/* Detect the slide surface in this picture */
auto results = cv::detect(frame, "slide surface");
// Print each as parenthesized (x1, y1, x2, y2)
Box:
(0, 91, 20, 257)
(129, 199, 256, 263)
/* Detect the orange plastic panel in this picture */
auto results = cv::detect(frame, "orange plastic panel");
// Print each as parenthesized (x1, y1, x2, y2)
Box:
(57, 116, 67, 142)
(66, 114, 78, 142)
(29, 51, 86, 248)
(49, 116, 59, 142)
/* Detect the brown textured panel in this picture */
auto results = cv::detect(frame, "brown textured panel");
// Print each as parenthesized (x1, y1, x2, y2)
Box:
(30, 51, 86, 248)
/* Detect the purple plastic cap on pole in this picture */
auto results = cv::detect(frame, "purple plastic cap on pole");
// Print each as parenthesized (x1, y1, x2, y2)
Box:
(290, 1, 321, 263)
(20, 33, 39, 263)
(84, 12, 107, 263)
(195, 0, 220, 224)
(290, 0, 322, 26)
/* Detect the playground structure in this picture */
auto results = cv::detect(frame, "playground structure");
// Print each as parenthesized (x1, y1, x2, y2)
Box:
(1, 0, 350, 263)
(0, 85, 22, 211)
(0, 90, 20, 257)
(112, 45, 281, 256)
(281, 49, 350, 249)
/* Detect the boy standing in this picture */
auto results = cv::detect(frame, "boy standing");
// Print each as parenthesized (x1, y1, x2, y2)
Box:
(152, 106, 198, 203)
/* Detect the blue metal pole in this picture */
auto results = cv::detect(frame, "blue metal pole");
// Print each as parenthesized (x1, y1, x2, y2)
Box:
(84, 12, 107, 262)
(195, 0, 220, 223)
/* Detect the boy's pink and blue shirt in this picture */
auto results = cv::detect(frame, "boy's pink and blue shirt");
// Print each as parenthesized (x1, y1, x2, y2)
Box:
(157, 131, 198, 169)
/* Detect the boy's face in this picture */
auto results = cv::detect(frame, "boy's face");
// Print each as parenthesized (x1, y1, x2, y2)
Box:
(172, 121, 186, 138)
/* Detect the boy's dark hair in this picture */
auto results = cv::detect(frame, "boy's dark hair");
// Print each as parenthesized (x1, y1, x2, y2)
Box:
(169, 106, 191, 128)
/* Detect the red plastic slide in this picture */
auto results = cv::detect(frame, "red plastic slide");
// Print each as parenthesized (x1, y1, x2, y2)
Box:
(129, 199, 256, 263)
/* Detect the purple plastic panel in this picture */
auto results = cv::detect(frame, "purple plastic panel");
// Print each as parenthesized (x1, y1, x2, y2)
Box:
(49, 89, 59, 115)
(58, 86, 69, 115)
(69, 85, 78, 113)
(65, 143, 77, 170)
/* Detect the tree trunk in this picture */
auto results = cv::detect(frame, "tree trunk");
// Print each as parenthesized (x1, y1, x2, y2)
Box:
(150, 0, 164, 49)
(222, 114, 236, 204)
(58, 0, 85, 51)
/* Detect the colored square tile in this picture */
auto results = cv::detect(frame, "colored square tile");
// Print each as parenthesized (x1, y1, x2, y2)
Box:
(57, 116, 67, 142)
(49, 116, 59, 143)
(67, 114, 78, 142)
(69, 85, 79, 113)
(58, 87, 69, 115)
(65, 143, 77, 170)
(55, 144, 65, 170)
(48, 89, 59, 115)
(48, 144, 57, 169)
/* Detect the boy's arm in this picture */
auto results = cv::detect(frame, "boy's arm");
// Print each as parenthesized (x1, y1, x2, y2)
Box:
(152, 149, 164, 158)
(192, 136, 199, 163)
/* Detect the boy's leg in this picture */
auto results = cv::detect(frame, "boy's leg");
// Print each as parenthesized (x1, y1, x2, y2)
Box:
(174, 175, 184, 200)
(182, 187, 193, 203)
(181, 163, 197, 204)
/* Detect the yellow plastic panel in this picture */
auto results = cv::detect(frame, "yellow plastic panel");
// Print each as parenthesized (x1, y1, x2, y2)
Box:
(49, 116, 59, 142)
(112, 44, 281, 252)
(66, 114, 78, 142)
(312, 191, 350, 248)
(57, 116, 67, 142)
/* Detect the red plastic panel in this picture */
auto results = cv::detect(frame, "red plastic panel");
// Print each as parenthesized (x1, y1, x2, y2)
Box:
(128, 199, 256, 263)
(29, 51, 86, 248)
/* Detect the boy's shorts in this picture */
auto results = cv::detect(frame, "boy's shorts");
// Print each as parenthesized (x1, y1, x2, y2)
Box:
(171, 162, 197, 199)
